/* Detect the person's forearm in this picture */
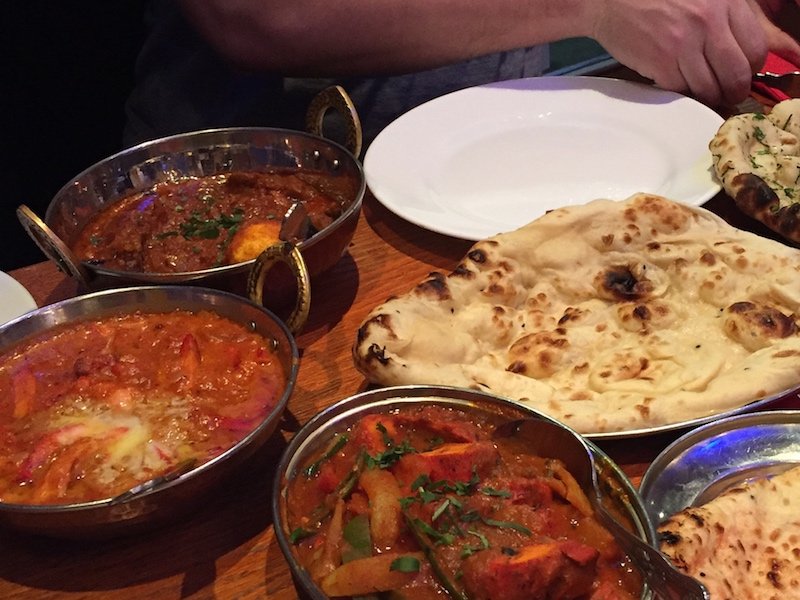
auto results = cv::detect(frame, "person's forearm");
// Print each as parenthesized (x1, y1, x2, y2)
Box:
(177, 0, 594, 75)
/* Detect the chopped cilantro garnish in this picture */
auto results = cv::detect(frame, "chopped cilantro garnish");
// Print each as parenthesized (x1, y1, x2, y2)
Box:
(180, 208, 244, 240)
(413, 518, 456, 546)
(432, 498, 451, 522)
(366, 423, 417, 469)
(459, 509, 481, 523)
(461, 529, 489, 558)
(480, 486, 512, 498)
(399, 496, 416, 510)
(481, 517, 532, 536)
(419, 487, 439, 504)
(303, 434, 349, 477)
(367, 438, 416, 469)
(453, 472, 480, 495)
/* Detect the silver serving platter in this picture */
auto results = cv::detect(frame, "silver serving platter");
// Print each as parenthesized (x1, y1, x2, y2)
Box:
(19, 125, 365, 292)
(273, 385, 656, 600)
(587, 386, 800, 441)
(639, 410, 800, 526)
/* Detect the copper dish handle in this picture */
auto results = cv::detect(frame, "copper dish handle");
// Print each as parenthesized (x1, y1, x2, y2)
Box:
(247, 241, 311, 335)
(305, 85, 363, 159)
(16, 204, 92, 288)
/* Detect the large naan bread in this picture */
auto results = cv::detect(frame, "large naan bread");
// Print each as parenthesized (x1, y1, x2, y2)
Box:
(659, 465, 800, 599)
(710, 98, 800, 243)
(353, 193, 800, 434)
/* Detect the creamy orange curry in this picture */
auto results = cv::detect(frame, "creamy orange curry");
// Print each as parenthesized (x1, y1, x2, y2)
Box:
(0, 310, 286, 505)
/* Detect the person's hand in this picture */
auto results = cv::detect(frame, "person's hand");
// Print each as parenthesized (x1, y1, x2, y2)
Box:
(586, 0, 769, 107)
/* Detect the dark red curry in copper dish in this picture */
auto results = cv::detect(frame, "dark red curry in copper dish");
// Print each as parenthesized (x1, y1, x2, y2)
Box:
(0, 309, 287, 505)
(284, 404, 643, 599)
(72, 170, 344, 274)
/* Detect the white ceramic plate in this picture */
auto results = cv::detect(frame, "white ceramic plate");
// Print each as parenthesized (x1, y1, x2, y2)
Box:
(0, 271, 37, 325)
(365, 76, 724, 240)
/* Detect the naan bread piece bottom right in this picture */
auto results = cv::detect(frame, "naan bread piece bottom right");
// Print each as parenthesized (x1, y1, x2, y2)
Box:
(659, 465, 800, 599)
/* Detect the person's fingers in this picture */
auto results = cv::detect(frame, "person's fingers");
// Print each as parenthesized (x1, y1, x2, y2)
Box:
(702, 34, 756, 105)
(670, 1, 757, 106)
(644, 58, 689, 96)
(728, 0, 770, 71)
(685, 0, 768, 105)
(590, 0, 775, 105)
(676, 51, 723, 106)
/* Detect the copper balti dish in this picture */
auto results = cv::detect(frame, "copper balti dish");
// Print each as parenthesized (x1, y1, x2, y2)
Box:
(0, 286, 299, 539)
(16, 86, 365, 312)
(273, 385, 657, 600)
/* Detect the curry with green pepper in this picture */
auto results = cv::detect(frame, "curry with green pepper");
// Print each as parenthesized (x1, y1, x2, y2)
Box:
(286, 406, 643, 599)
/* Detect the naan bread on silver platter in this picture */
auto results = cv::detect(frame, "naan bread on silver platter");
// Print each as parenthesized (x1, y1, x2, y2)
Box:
(353, 193, 800, 435)
(659, 464, 800, 599)
(710, 98, 800, 244)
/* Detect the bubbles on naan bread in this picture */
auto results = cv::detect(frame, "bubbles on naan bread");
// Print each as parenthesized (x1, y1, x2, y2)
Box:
(723, 301, 798, 352)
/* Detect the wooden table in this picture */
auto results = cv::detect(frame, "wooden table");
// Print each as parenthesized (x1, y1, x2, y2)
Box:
(1, 73, 795, 599)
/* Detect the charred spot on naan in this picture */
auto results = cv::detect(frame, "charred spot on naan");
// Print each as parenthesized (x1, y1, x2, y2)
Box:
(414, 272, 451, 301)
(634, 401, 651, 420)
(363, 343, 391, 365)
(730, 172, 800, 243)
(698, 251, 717, 266)
(452, 263, 477, 279)
(595, 264, 655, 301)
(354, 314, 398, 370)
(467, 248, 488, 264)
(624, 193, 691, 232)
(733, 172, 780, 214)
(356, 313, 397, 342)
(595, 353, 651, 383)
(616, 301, 676, 333)
(723, 301, 798, 351)
(558, 306, 589, 326)
(507, 331, 569, 378)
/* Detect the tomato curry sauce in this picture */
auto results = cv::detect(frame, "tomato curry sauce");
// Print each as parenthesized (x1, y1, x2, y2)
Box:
(0, 310, 286, 505)
(72, 170, 344, 273)
(286, 406, 643, 600)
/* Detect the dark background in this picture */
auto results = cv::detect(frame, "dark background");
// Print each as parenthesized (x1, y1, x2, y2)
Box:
(2, 2, 146, 271)
(0, 2, 613, 275)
